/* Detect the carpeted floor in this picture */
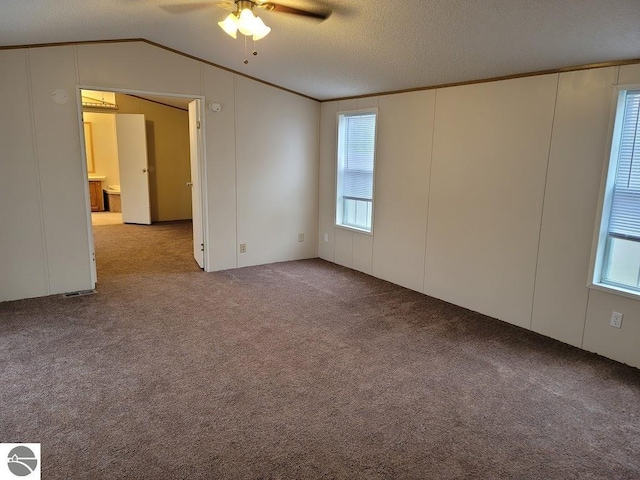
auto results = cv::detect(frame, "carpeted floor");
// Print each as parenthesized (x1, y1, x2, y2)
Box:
(1, 221, 640, 479)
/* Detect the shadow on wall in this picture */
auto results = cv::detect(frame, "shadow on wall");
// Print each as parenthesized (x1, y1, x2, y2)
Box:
(146, 119, 159, 216)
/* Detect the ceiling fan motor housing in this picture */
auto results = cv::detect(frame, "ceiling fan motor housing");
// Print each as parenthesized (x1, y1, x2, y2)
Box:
(235, 0, 256, 13)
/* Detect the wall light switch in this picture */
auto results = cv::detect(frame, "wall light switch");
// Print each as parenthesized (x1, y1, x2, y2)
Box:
(324, 233, 329, 243)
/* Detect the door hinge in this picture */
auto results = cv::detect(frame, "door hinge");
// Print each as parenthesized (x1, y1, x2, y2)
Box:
(200, 243, 204, 252)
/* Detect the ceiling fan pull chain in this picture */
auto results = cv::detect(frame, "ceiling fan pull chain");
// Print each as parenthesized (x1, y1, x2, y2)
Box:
(252, 38, 258, 57)
(244, 35, 248, 64)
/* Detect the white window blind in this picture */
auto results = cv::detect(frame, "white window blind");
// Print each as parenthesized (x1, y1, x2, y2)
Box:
(609, 90, 640, 241)
(342, 114, 376, 201)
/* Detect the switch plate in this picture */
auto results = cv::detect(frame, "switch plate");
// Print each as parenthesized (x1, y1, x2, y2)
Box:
(298, 233, 304, 242)
(324, 233, 329, 243)
(239, 244, 246, 253)
(610, 311, 623, 329)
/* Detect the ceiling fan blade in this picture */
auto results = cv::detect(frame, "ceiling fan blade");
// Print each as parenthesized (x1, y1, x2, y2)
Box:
(261, 2, 331, 20)
(215, 1, 236, 11)
(160, 2, 214, 14)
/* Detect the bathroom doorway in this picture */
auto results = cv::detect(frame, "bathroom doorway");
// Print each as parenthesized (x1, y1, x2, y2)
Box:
(78, 87, 208, 284)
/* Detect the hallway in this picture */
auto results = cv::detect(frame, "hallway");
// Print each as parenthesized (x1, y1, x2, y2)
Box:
(92, 220, 200, 279)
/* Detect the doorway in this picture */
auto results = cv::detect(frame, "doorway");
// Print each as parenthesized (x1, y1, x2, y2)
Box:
(77, 87, 208, 285)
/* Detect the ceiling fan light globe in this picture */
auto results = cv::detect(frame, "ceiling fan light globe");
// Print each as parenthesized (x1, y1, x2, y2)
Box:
(237, 8, 258, 36)
(218, 13, 238, 38)
(252, 18, 271, 41)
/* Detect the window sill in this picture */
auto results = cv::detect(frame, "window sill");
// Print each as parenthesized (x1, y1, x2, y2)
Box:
(588, 282, 640, 301)
(335, 224, 373, 236)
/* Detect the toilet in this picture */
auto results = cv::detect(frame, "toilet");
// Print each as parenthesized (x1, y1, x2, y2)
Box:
(104, 185, 121, 212)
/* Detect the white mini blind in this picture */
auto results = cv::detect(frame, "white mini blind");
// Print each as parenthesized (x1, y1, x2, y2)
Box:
(609, 90, 640, 240)
(342, 113, 376, 200)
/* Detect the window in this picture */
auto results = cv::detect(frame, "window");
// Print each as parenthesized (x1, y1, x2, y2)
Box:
(593, 89, 640, 296)
(336, 110, 377, 233)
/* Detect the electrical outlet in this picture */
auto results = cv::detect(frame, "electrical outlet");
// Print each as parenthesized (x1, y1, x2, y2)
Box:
(239, 243, 246, 253)
(610, 311, 623, 329)
(298, 233, 304, 242)
(324, 233, 329, 243)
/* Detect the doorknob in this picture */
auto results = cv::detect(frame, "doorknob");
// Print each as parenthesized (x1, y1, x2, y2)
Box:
(186, 181, 193, 187)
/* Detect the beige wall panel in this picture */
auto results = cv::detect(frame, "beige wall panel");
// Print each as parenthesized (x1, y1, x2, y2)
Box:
(425, 75, 558, 328)
(76, 42, 200, 96)
(338, 99, 358, 111)
(29, 46, 92, 294)
(357, 97, 379, 110)
(0, 50, 49, 301)
(353, 233, 373, 275)
(583, 290, 640, 368)
(334, 228, 354, 268)
(531, 67, 618, 347)
(617, 63, 640, 85)
(202, 65, 237, 271)
(318, 101, 338, 261)
(235, 77, 319, 267)
(373, 91, 434, 292)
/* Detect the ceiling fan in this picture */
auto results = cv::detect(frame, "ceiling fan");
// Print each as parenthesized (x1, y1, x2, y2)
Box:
(161, 0, 331, 22)
(217, 0, 331, 21)
(161, 0, 331, 63)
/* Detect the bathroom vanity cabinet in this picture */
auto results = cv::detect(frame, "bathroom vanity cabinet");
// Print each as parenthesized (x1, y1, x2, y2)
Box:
(89, 180, 104, 212)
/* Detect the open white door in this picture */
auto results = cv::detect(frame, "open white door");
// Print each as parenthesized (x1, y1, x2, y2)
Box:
(188, 100, 204, 268)
(115, 114, 151, 225)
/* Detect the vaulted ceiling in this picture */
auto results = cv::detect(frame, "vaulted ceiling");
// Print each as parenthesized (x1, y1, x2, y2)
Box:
(2, 0, 640, 100)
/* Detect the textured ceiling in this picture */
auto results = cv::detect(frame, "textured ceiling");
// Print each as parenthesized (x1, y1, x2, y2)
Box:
(2, 0, 640, 100)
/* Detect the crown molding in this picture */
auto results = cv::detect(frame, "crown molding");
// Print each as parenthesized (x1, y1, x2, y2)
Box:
(3, 38, 640, 103)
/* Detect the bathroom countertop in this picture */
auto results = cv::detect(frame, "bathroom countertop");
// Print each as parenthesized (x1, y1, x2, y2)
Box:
(88, 175, 106, 181)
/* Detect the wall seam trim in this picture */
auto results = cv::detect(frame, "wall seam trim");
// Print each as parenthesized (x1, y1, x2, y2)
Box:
(316, 104, 322, 259)
(529, 73, 561, 331)
(233, 74, 239, 269)
(422, 89, 438, 294)
(73, 45, 80, 84)
(580, 288, 592, 349)
(25, 48, 52, 294)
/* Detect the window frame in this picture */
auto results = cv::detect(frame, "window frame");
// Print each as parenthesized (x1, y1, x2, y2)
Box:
(589, 84, 640, 299)
(335, 108, 379, 235)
